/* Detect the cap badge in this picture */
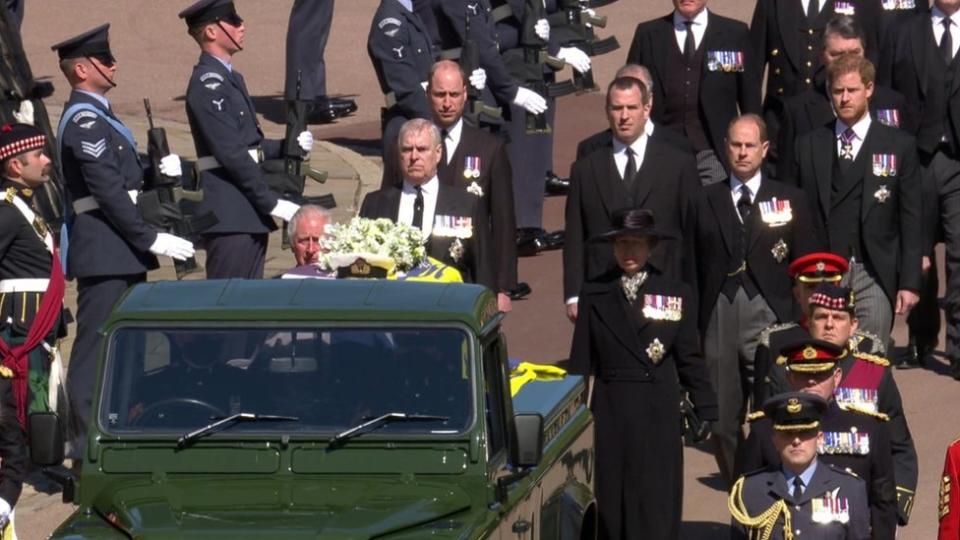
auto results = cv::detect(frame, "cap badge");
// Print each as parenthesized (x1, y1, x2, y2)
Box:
(787, 398, 802, 414)
(803, 346, 818, 360)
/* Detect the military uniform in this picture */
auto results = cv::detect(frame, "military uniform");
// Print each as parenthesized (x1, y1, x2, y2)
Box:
(53, 25, 167, 459)
(368, 0, 438, 157)
(568, 209, 718, 540)
(731, 392, 871, 540)
(740, 402, 898, 539)
(940, 436, 960, 539)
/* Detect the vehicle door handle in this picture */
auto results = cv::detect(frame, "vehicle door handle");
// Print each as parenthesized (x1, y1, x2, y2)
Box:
(512, 518, 531, 534)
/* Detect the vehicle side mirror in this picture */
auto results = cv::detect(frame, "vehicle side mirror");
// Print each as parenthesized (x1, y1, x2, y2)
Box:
(512, 413, 543, 468)
(29, 412, 64, 466)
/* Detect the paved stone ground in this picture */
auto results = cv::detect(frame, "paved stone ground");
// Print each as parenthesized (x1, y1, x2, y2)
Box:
(11, 1, 957, 539)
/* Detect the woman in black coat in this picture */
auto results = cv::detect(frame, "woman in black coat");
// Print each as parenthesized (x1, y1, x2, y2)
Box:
(568, 208, 718, 540)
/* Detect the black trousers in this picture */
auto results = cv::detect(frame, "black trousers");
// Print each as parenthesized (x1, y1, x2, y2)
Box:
(66, 273, 144, 459)
(284, 0, 334, 101)
(204, 232, 268, 280)
(928, 150, 960, 369)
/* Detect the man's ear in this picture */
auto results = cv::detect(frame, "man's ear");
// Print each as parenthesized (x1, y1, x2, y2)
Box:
(850, 317, 859, 333)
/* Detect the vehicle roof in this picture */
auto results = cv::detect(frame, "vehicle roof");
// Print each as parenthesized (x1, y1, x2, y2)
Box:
(108, 279, 497, 331)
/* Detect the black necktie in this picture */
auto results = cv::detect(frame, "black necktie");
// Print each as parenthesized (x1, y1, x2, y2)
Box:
(683, 20, 695, 64)
(624, 147, 637, 189)
(737, 186, 752, 223)
(806, 0, 819, 24)
(440, 129, 449, 164)
(793, 476, 805, 498)
(943, 18, 954, 66)
(412, 186, 424, 229)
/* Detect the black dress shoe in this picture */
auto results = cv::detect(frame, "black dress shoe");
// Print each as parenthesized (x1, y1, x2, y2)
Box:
(897, 339, 932, 369)
(539, 229, 565, 250)
(306, 102, 338, 124)
(544, 171, 570, 196)
(325, 97, 358, 116)
(508, 282, 532, 300)
(516, 227, 546, 257)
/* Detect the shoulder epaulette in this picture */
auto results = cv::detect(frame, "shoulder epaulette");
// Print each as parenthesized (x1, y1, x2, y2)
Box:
(853, 351, 890, 367)
(746, 410, 766, 422)
(825, 463, 861, 479)
(854, 329, 886, 355)
(758, 322, 798, 347)
(3, 187, 14, 204)
(775, 355, 788, 366)
(838, 403, 890, 421)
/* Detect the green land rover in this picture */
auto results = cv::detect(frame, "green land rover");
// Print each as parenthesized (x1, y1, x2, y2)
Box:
(31, 279, 596, 539)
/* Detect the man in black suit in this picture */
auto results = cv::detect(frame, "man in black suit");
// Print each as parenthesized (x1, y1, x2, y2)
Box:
(879, 1, 960, 373)
(785, 54, 922, 343)
(627, 0, 762, 185)
(774, 16, 908, 180)
(575, 63, 695, 160)
(683, 114, 820, 485)
(568, 208, 717, 539)
(563, 76, 700, 322)
(360, 118, 492, 286)
(382, 60, 517, 310)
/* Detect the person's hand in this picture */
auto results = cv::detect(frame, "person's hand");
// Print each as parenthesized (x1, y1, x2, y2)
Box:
(513, 87, 547, 114)
(159, 154, 182, 178)
(922, 255, 932, 275)
(297, 131, 314, 154)
(469, 68, 487, 91)
(149, 233, 195, 261)
(895, 289, 920, 315)
(271, 199, 300, 221)
(498, 292, 512, 313)
(534, 18, 550, 41)
(694, 420, 712, 443)
(566, 301, 578, 323)
(558, 47, 591, 74)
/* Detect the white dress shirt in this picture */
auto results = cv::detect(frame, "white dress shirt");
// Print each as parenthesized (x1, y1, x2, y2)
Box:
(673, 8, 708, 52)
(800, 0, 827, 17)
(835, 114, 872, 161)
(729, 171, 763, 223)
(441, 118, 463, 164)
(933, 7, 960, 59)
(399, 176, 439, 237)
(612, 133, 649, 180)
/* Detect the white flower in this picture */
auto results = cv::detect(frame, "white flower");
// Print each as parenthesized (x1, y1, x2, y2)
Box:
(467, 181, 484, 197)
(320, 217, 426, 272)
(449, 238, 464, 262)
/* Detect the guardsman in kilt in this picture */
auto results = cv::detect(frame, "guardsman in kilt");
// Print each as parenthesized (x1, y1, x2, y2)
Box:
(52, 24, 196, 460)
(0, 123, 67, 430)
(730, 392, 870, 540)
(568, 207, 717, 539)
(739, 338, 898, 538)
(940, 436, 960, 539)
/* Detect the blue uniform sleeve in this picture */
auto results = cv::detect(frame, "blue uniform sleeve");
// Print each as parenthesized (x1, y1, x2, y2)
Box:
(186, 75, 279, 216)
(61, 115, 157, 252)
(368, 15, 432, 120)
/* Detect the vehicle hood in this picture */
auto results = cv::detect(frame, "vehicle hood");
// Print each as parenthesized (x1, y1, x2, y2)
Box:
(94, 477, 473, 539)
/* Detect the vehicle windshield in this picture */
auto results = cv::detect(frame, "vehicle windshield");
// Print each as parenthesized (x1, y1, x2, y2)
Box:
(99, 326, 473, 435)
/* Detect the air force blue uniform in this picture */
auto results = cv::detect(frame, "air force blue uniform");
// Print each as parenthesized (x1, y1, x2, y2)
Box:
(185, 53, 281, 278)
(367, 0, 437, 156)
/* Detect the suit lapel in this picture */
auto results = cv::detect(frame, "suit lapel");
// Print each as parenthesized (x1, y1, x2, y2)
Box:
(796, 461, 833, 505)
(699, 13, 724, 74)
(912, 16, 932, 97)
(747, 179, 773, 254)
(592, 281, 645, 362)
(858, 126, 882, 220)
(632, 140, 657, 206)
(812, 128, 834, 221)
(706, 182, 739, 257)
(775, 0, 801, 71)
(650, 17, 671, 93)
(766, 474, 791, 504)
(593, 150, 630, 220)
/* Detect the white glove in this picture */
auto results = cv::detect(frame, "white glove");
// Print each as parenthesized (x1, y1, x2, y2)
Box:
(469, 68, 487, 91)
(13, 100, 34, 125)
(534, 18, 550, 41)
(271, 199, 300, 222)
(149, 232, 195, 261)
(513, 87, 547, 115)
(558, 47, 591, 74)
(158, 154, 182, 178)
(297, 131, 314, 154)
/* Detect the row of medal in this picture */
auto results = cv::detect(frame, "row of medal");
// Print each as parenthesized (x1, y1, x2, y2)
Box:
(818, 430, 871, 455)
(706, 51, 745, 73)
(872, 154, 899, 177)
(758, 198, 793, 226)
(642, 294, 683, 321)
(834, 388, 879, 413)
(811, 489, 851, 524)
(433, 215, 474, 239)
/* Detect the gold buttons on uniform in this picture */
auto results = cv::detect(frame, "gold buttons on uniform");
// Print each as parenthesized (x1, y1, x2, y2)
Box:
(805, 78, 812, 84)
(806, 61, 813, 67)
(808, 45, 814, 51)
(771, 48, 779, 56)
(809, 29, 815, 35)
(774, 68, 781, 75)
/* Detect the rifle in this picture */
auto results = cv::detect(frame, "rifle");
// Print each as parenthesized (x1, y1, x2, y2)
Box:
(260, 70, 336, 248)
(514, 0, 576, 134)
(549, 0, 620, 92)
(140, 98, 218, 279)
(460, 8, 502, 126)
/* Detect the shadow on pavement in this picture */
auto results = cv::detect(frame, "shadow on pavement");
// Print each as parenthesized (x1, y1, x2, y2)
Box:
(695, 472, 728, 492)
(325, 137, 382, 157)
(680, 520, 731, 538)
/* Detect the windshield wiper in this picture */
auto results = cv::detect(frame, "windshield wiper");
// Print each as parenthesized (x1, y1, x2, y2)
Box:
(327, 412, 449, 450)
(176, 413, 299, 451)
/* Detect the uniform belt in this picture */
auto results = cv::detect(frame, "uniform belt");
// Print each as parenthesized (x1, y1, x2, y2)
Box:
(384, 85, 428, 109)
(490, 3, 513, 23)
(195, 148, 263, 173)
(0, 278, 50, 293)
(440, 48, 462, 60)
(72, 190, 139, 214)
